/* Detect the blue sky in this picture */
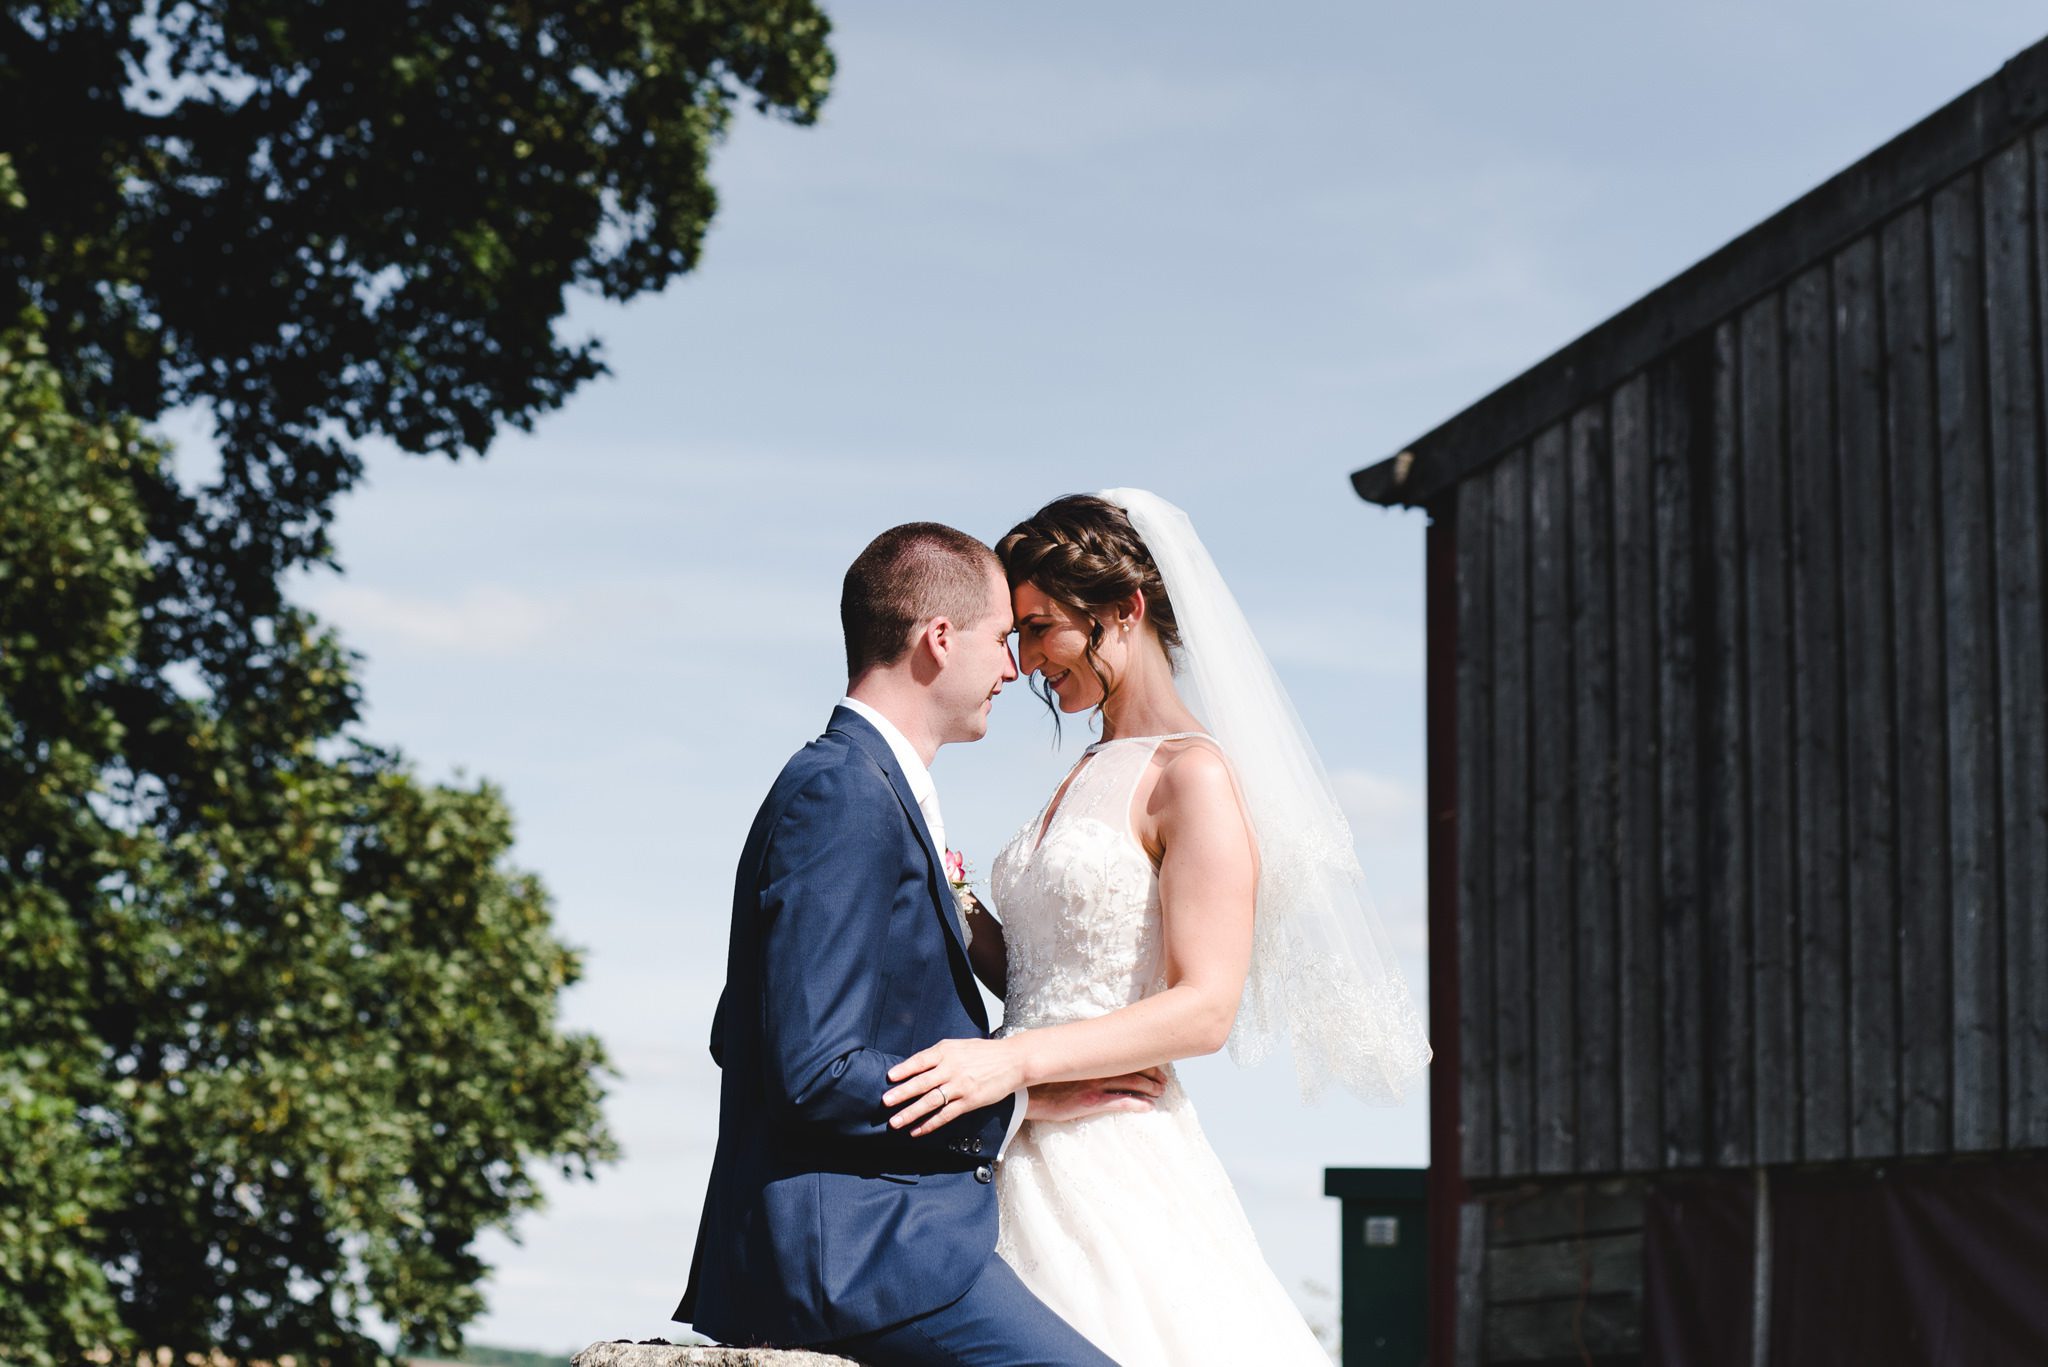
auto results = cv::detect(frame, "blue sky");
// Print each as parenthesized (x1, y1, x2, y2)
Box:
(164, 3, 2048, 1354)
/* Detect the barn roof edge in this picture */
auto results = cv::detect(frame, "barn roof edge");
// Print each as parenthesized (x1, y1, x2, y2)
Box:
(1352, 29, 2048, 509)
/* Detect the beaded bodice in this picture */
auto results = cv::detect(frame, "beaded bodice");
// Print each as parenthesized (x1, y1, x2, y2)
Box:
(989, 733, 1210, 1034)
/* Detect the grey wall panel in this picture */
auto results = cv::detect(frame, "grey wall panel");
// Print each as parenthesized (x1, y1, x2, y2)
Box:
(1740, 293, 1803, 1170)
(1702, 318, 1755, 1170)
(1612, 374, 1665, 1174)
(1990, 135, 2048, 1151)
(1490, 445, 1535, 1177)
(1528, 422, 1577, 1174)
(1834, 232, 1903, 1162)
(1652, 341, 1709, 1172)
(1786, 263, 1852, 1165)
(1881, 202, 1954, 1159)
(1569, 401, 1622, 1175)
(1457, 474, 1499, 1181)
(1932, 170, 2005, 1154)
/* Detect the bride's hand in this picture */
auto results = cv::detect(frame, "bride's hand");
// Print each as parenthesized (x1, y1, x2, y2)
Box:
(1025, 1068, 1168, 1122)
(883, 1037, 1027, 1137)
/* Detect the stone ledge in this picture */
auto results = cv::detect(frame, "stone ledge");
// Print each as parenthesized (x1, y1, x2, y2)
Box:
(575, 1339, 857, 1367)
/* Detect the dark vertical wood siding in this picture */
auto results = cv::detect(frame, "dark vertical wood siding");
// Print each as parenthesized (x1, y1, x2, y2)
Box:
(1834, 232, 1900, 1162)
(1444, 125, 2048, 1178)
(1786, 263, 1850, 1166)
(1881, 202, 1955, 1160)
(1568, 405, 1620, 1175)
(1652, 342, 1707, 1172)
(1528, 424, 1576, 1174)
(1490, 446, 1535, 1176)
(1703, 319, 1752, 1170)
(2016, 129, 2048, 1151)
(1932, 171, 2004, 1156)
(1740, 293, 1801, 1170)
(1457, 474, 1498, 1181)
(1611, 375, 1663, 1174)
(1992, 137, 2048, 1153)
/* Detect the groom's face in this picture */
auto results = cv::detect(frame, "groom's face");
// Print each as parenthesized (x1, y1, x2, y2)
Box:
(935, 564, 1019, 744)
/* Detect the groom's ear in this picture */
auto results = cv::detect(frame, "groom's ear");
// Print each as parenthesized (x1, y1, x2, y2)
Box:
(916, 614, 953, 661)
(903, 616, 949, 685)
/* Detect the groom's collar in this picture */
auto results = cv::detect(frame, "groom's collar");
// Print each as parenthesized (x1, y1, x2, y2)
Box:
(835, 695, 935, 804)
(826, 701, 976, 982)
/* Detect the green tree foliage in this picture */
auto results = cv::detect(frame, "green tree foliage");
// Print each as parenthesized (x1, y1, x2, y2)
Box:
(0, 0, 833, 634)
(1, 5, 833, 1358)
(2, 300, 621, 1364)
(0, 256, 142, 1366)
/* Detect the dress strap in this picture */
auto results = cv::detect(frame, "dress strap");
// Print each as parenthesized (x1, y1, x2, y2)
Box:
(1083, 729, 1210, 752)
(1106, 732, 1226, 860)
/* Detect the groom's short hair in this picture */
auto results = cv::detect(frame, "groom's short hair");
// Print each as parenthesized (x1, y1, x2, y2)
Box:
(842, 523, 1000, 678)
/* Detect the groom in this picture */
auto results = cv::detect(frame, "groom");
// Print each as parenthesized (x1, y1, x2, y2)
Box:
(676, 523, 1141, 1365)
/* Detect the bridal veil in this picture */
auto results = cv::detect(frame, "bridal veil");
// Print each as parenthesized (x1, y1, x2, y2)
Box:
(1099, 487, 1433, 1103)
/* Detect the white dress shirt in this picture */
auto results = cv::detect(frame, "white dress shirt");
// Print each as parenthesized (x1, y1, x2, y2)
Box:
(839, 695, 946, 852)
(837, 696, 1029, 1154)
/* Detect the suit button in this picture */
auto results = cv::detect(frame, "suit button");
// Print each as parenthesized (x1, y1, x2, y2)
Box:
(974, 1164, 993, 1184)
(970, 1137, 983, 1154)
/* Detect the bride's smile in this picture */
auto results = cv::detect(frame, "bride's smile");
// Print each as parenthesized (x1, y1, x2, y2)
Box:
(1010, 580, 1137, 717)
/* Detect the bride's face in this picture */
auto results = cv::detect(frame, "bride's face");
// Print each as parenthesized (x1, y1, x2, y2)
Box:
(1011, 580, 1121, 713)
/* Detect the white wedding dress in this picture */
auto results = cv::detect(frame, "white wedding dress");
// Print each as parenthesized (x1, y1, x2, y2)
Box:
(989, 731, 1332, 1366)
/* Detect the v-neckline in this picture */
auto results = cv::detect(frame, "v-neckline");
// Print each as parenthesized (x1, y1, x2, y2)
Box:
(1029, 749, 1102, 856)
(1028, 730, 1214, 856)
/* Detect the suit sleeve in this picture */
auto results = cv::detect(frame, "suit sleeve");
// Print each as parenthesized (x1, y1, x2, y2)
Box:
(756, 765, 1014, 1159)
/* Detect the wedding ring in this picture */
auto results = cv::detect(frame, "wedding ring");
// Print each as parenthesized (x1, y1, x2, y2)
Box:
(935, 1085, 949, 1107)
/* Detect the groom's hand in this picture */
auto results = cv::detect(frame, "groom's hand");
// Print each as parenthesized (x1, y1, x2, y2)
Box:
(1024, 1068, 1168, 1123)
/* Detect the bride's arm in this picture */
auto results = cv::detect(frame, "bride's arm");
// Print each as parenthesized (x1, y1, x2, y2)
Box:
(883, 745, 1255, 1134)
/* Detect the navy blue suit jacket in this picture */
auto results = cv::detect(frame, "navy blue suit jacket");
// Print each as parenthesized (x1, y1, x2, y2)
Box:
(675, 707, 1017, 1347)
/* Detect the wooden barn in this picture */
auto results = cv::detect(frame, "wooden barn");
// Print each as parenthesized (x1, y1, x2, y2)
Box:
(1349, 33, 2048, 1367)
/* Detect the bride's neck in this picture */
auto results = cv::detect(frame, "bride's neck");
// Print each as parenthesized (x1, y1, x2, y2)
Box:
(1097, 649, 1200, 742)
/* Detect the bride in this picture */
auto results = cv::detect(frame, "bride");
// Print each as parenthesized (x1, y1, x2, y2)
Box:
(879, 489, 1432, 1365)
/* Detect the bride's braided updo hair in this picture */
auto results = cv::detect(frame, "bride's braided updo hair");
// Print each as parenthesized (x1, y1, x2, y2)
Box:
(996, 495, 1182, 730)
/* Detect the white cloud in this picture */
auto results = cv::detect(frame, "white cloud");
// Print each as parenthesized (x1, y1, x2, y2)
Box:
(1257, 608, 1426, 677)
(294, 569, 843, 671)
(302, 583, 569, 657)
(1329, 767, 1421, 845)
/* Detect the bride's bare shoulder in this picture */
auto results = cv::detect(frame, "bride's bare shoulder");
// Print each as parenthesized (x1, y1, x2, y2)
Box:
(1152, 732, 1228, 776)
(1145, 738, 1257, 882)
(1144, 736, 1241, 823)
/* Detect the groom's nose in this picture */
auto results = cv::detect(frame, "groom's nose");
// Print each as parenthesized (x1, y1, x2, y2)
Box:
(1002, 644, 1019, 680)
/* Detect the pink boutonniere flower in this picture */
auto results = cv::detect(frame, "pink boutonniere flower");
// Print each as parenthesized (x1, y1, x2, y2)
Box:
(943, 848, 978, 929)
